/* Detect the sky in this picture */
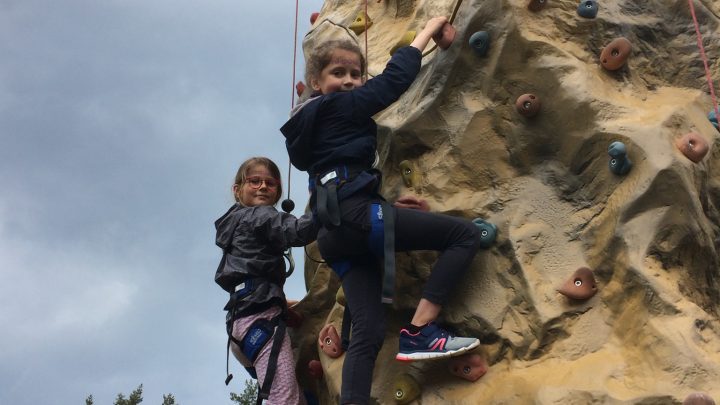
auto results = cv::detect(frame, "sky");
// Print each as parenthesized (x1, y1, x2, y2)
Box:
(0, 1, 323, 403)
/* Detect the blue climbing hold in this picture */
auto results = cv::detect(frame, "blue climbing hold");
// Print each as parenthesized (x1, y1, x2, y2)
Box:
(608, 141, 632, 175)
(577, 0, 598, 18)
(469, 31, 491, 57)
(472, 218, 497, 248)
(709, 109, 719, 130)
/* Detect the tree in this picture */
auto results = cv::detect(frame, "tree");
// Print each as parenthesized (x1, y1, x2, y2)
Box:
(161, 393, 176, 405)
(229, 380, 258, 405)
(113, 384, 143, 405)
(85, 395, 94, 405)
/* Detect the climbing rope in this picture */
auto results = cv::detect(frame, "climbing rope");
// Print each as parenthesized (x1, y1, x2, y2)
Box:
(688, 0, 720, 120)
(285, 0, 300, 210)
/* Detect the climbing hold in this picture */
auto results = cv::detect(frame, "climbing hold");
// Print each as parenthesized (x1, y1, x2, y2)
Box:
(318, 324, 344, 358)
(349, 12, 373, 36)
(675, 132, 709, 163)
(576, 0, 598, 18)
(608, 141, 632, 175)
(295, 81, 306, 98)
(310, 12, 319, 25)
(468, 31, 491, 57)
(515, 93, 541, 118)
(527, 0, 548, 12)
(557, 267, 597, 300)
(308, 360, 323, 379)
(433, 22, 456, 50)
(448, 353, 488, 382)
(393, 374, 421, 404)
(472, 218, 498, 248)
(600, 37, 632, 71)
(399, 160, 421, 189)
(709, 110, 719, 130)
(390, 31, 417, 55)
(286, 306, 304, 328)
(336, 287, 346, 306)
(683, 392, 716, 405)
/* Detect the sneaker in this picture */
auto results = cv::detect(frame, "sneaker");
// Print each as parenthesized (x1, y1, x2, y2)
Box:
(396, 322, 480, 362)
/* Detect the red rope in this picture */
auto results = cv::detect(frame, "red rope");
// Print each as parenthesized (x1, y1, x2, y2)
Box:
(287, 0, 300, 204)
(688, 0, 720, 120)
(291, 0, 299, 110)
(364, 0, 369, 82)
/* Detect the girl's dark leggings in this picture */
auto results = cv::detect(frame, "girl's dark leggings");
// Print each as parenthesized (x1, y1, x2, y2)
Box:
(319, 198, 481, 404)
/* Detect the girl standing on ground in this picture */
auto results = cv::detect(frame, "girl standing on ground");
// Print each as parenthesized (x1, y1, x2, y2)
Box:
(214, 157, 317, 405)
(281, 16, 483, 405)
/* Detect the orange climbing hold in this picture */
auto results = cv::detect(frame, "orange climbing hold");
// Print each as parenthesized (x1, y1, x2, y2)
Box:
(349, 12, 373, 35)
(448, 353, 488, 382)
(675, 132, 709, 163)
(558, 267, 597, 300)
(318, 324, 344, 358)
(600, 37, 632, 71)
(433, 22, 456, 50)
(295, 81, 306, 98)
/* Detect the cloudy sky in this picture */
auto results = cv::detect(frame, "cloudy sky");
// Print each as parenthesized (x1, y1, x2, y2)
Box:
(0, 0, 323, 403)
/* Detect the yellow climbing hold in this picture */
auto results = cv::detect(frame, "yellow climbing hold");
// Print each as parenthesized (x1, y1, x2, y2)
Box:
(349, 12, 373, 35)
(393, 373, 420, 404)
(399, 160, 420, 189)
(390, 31, 416, 55)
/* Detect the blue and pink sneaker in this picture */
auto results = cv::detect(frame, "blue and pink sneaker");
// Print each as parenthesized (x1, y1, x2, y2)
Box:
(396, 322, 480, 362)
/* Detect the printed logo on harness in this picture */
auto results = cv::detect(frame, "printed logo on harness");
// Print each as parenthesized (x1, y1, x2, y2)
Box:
(247, 328, 264, 346)
(377, 205, 383, 220)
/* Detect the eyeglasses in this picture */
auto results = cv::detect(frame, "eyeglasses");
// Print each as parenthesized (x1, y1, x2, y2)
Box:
(244, 176, 279, 189)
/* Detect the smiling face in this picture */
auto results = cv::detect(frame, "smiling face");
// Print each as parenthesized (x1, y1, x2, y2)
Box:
(311, 48, 363, 94)
(233, 164, 280, 207)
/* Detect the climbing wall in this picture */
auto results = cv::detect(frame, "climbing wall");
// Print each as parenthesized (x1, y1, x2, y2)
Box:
(289, 0, 720, 403)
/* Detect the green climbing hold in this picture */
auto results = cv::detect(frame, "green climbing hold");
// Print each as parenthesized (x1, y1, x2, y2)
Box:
(472, 218, 498, 248)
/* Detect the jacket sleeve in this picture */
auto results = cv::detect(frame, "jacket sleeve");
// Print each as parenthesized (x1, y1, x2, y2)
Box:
(251, 206, 319, 251)
(349, 46, 422, 120)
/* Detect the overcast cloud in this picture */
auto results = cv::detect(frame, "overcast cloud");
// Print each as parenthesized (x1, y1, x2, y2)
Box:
(0, 1, 322, 403)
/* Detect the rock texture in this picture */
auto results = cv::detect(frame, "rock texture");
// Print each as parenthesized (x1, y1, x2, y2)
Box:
(289, 0, 720, 403)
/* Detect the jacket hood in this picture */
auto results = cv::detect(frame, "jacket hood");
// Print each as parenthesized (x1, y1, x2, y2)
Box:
(215, 203, 242, 250)
(280, 96, 322, 172)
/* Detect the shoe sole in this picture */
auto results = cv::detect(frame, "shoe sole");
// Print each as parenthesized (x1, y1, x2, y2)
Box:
(395, 339, 480, 362)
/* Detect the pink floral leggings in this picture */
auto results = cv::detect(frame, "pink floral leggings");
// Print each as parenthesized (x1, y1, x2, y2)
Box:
(232, 306, 306, 405)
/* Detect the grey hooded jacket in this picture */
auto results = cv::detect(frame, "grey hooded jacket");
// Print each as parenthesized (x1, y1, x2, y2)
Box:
(214, 203, 318, 314)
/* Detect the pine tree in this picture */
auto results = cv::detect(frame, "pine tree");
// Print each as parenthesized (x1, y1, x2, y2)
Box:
(229, 380, 258, 405)
(113, 384, 143, 405)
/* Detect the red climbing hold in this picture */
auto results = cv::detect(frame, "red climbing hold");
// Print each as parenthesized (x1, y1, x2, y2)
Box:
(515, 93, 541, 118)
(308, 360, 323, 379)
(310, 12, 319, 25)
(318, 324, 344, 358)
(448, 353, 488, 382)
(600, 37, 632, 71)
(558, 267, 598, 300)
(296, 81, 306, 98)
(675, 132, 709, 163)
(433, 22, 456, 50)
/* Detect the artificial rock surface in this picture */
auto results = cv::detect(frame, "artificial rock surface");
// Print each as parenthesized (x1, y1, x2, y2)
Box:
(289, 0, 720, 403)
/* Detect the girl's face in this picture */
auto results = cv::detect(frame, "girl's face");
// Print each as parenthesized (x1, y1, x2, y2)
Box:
(233, 165, 280, 207)
(311, 48, 363, 94)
